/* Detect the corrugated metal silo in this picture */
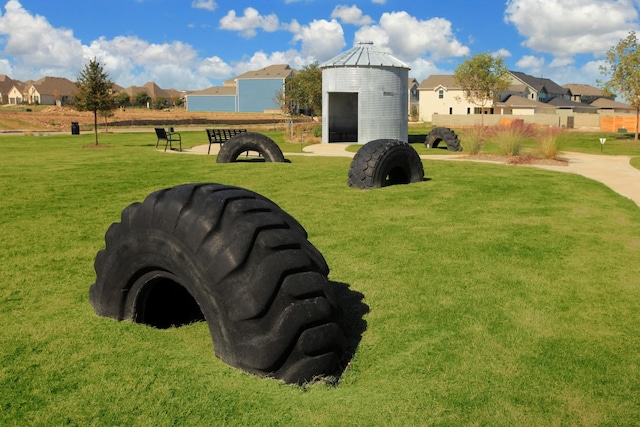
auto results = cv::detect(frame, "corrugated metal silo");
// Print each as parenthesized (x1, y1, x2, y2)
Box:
(320, 42, 410, 144)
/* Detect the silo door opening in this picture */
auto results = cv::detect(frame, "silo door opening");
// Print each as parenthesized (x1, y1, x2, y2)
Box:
(328, 92, 358, 142)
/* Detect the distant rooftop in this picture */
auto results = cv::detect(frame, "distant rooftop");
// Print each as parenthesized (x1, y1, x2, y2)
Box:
(320, 42, 410, 69)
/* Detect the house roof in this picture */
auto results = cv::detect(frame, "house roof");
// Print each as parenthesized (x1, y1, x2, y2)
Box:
(509, 71, 569, 96)
(30, 76, 77, 96)
(547, 97, 597, 109)
(590, 97, 634, 110)
(187, 86, 236, 96)
(495, 95, 555, 110)
(418, 75, 459, 90)
(564, 83, 606, 97)
(0, 74, 21, 93)
(320, 42, 410, 69)
(228, 64, 293, 83)
(124, 82, 182, 99)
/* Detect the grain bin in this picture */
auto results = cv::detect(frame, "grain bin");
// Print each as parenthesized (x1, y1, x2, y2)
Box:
(320, 42, 410, 144)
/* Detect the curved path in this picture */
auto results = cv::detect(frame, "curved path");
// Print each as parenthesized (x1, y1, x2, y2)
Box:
(182, 143, 640, 207)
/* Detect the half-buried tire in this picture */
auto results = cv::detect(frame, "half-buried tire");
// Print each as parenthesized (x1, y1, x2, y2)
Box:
(217, 132, 285, 163)
(89, 183, 346, 384)
(347, 139, 424, 189)
(425, 127, 462, 151)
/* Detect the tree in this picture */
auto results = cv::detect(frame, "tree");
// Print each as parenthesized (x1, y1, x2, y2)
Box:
(135, 91, 151, 107)
(454, 52, 511, 125)
(114, 91, 131, 108)
(278, 62, 322, 116)
(75, 58, 114, 145)
(599, 31, 640, 140)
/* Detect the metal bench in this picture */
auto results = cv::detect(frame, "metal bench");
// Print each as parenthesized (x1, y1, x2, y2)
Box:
(206, 129, 247, 154)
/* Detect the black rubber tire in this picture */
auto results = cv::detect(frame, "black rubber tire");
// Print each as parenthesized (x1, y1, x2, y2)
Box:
(347, 139, 424, 189)
(425, 127, 462, 151)
(89, 183, 345, 384)
(216, 132, 285, 163)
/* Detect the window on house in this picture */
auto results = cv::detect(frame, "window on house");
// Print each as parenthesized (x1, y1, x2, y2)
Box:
(439, 90, 444, 99)
(467, 107, 471, 115)
(449, 107, 453, 115)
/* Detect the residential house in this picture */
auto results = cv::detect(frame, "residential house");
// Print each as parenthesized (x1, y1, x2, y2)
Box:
(506, 71, 571, 103)
(493, 95, 556, 115)
(185, 64, 294, 113)
(0, 75, 23, 104)
(123, 82, 182, 106)
(564, 84, 613, 104)
(23, 76, 77, 105)
(417, 75, 479, 122)
(590, 97, 635, 114)
(419, 71, 578, 122)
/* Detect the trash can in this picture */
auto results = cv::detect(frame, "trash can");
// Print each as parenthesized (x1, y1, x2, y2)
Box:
(71, 122, 79, 135)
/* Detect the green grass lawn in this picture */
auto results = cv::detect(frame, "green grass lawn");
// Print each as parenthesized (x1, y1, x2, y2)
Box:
(1, 131, 640, 425)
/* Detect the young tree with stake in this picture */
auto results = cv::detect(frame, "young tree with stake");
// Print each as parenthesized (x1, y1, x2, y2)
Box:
(75, 58, 114, 145)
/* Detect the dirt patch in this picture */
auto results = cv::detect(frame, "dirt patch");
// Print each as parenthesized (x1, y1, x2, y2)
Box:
(0, 106, 309, 131)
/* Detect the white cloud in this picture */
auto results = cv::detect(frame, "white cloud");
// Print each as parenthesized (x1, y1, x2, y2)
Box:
(219, 7, 280, 38)
(372, 0, 386, 4)
(354, 12, 470, 62)
(493, 48, 512, 58)
(515, 55, 546, 76)
(0, 0, 84, 79)
(191, 0, 216, 12)
(505, 0, 640, 57)
(289, 19, 346, 61)
(331, 5, 373, 26)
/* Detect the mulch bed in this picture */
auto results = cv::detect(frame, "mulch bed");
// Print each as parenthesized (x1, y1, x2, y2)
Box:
(465, 154, 569, 166)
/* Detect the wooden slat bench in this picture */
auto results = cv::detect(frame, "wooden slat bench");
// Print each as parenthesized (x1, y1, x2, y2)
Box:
(206, 129, 247, 154)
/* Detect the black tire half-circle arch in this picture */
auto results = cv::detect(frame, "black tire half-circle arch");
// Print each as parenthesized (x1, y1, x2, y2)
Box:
(347, 139, 424, 189)
(425, 127, 462, 151)
(216, 132, 286, 163)
(89, 183, 346, 384)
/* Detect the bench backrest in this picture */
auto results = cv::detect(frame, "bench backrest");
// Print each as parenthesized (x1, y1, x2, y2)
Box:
(155, 128, 168, 139)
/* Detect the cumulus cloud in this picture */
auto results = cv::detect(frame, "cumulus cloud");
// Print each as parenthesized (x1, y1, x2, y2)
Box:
(505, 0, 640, 57)
(515, 55, 546, 76)
(331, 5, 373, 26)
(0, 0, 84, 78)
(219, 7, 280, 38)
(191, 0, 216, 12)
(354, 12, 470, 61)
(289, 19, 346, 61)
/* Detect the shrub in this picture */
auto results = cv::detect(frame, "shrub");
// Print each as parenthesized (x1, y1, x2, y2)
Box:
(489, 120, 535, 156)
(536, 126, 562, 159)
(461, 126, 488, 155)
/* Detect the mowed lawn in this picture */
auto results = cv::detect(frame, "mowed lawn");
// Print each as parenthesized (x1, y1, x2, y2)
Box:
(1, 131, 639, 426)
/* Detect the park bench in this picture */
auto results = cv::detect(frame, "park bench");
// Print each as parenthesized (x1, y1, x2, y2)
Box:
(206, 128, 247, 154)
(155, 127, 182, 152)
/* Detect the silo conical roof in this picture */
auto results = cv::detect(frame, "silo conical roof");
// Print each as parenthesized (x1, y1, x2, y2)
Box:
(320, 42, 410, 69)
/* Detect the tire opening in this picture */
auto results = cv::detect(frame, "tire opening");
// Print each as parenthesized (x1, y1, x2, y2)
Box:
(385, 166, 410, 186)
(135, 275, 205, 329)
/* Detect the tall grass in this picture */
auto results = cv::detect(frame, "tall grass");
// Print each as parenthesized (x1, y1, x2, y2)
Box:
(1, 131, 640, 425)
(488, 120, 536, 156)
(536, 126, 562, 159)
(460, 126, 489, 155)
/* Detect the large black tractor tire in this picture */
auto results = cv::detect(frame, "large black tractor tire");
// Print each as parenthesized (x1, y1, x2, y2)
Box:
(89, 183, 346, 384)
(425, 127, 462, 151)
(217, 132, 285, 163)
(347, 139, 424, 189)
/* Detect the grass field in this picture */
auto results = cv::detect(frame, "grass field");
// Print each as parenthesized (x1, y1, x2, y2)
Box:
(1, 130, 640, 425)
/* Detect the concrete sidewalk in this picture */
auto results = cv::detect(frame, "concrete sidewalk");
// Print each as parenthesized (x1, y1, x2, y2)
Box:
(176, 143, 640, 207)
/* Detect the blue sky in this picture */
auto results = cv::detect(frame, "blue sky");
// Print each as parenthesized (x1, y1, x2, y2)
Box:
(0, 0, 638, 90)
